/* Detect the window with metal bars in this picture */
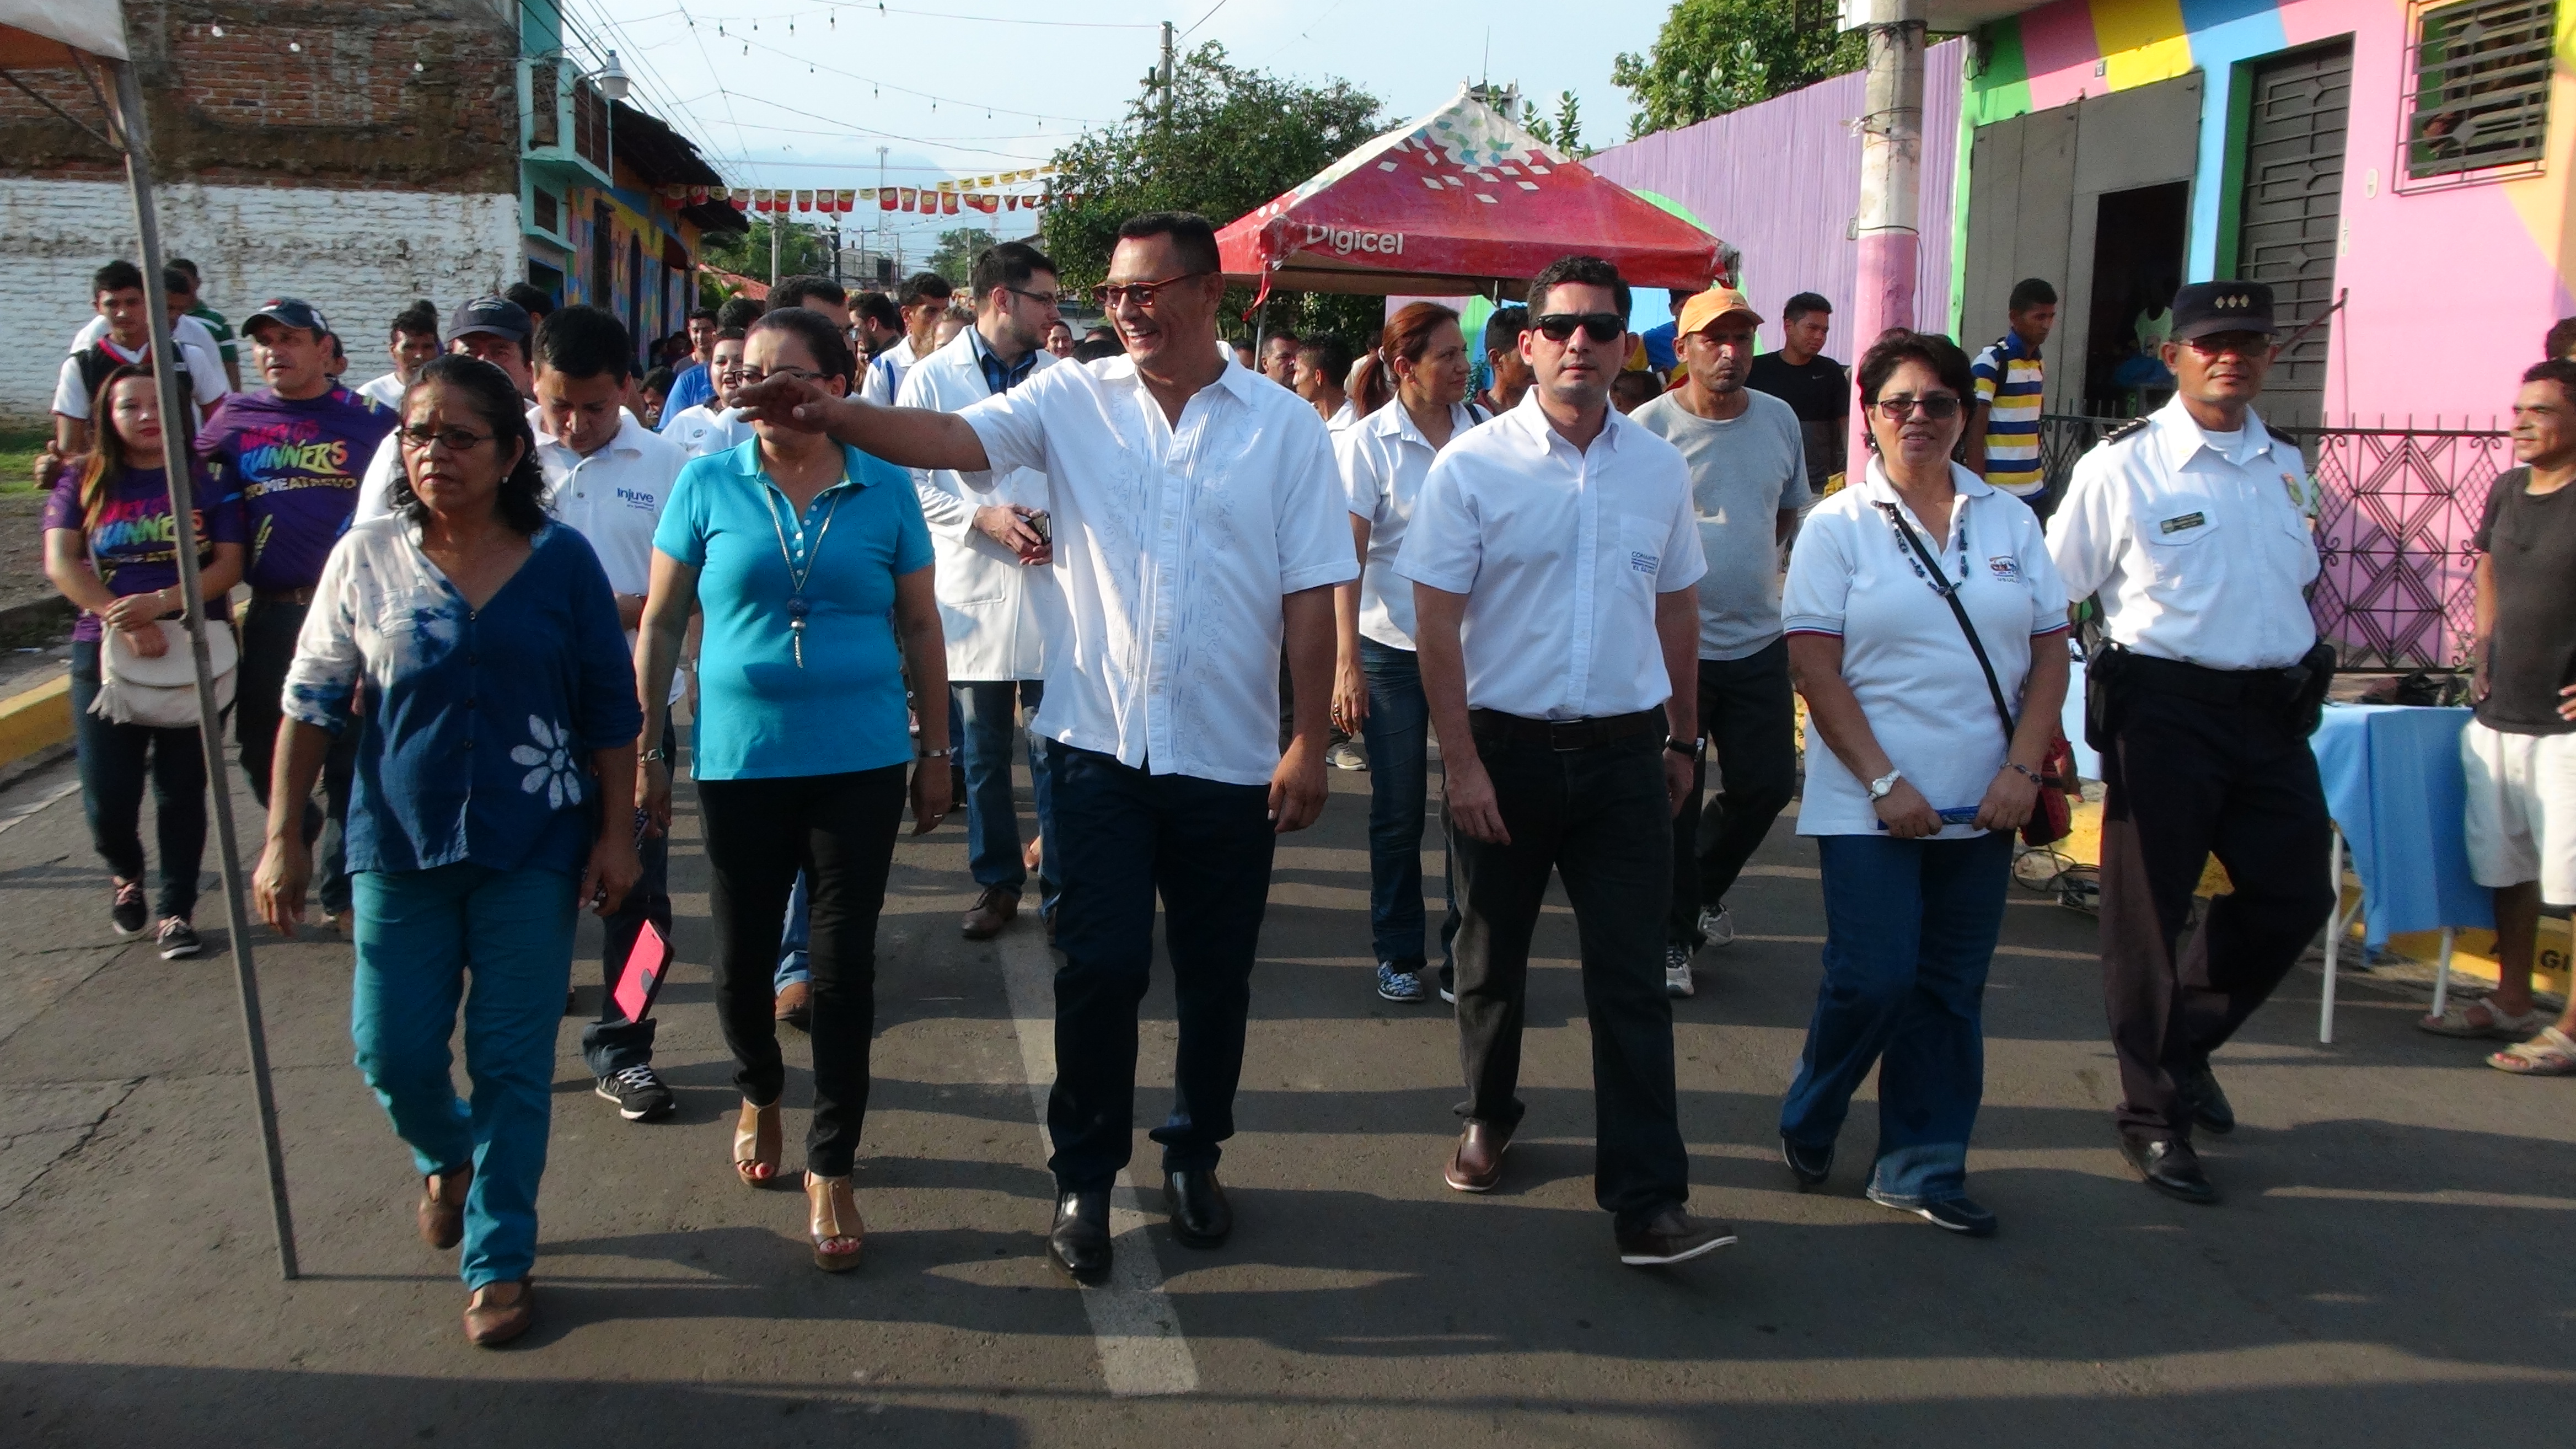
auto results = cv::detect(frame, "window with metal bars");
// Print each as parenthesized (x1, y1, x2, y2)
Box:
(2405, 0, 2554, 182)
(533, 190, 559, 237)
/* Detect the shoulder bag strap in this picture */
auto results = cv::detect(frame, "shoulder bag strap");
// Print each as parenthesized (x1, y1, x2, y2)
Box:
(1874, 499, 2016, 750)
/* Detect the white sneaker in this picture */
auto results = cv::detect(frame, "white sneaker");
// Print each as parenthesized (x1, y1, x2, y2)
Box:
(1695, 904, 1734, 948)
(1326, 738, 1367, 771)
(1663, 943, 1695, 998)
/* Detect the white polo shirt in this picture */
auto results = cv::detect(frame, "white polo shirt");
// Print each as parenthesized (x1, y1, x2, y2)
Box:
(1337, 398, 1488, 652)
(2046, 395, 2319, 671)
(661, 403, 755, 459)
(70, 312, 223, 368)
(357, 372, 407, 413)
(52, 334, 227, 420)
(957, 353, 1359, 787)
(1395, 391, 1705, 721)
(533, 406, 683, 599)
(861, 336, 940, 406)
(1783, 459, 2070, 839)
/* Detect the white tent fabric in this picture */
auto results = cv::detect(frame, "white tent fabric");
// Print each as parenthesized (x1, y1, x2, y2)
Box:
(0, 0, 127, 58)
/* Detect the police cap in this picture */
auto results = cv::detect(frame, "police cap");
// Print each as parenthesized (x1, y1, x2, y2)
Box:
(2170, 281, 2276, 341)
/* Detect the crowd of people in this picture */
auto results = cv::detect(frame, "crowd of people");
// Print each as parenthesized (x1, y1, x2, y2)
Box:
(29, 208, 2576, 1349)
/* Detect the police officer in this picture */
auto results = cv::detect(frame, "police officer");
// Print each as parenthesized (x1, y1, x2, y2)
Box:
(2046, 281, 2337, 1205)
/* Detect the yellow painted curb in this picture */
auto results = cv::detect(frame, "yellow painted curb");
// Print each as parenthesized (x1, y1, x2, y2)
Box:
(0, 673, 73, 768)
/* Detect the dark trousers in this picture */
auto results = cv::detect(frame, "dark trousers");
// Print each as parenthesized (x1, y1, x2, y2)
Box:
(2099, 690, 2336, 1141)
(582, 711, 674, 1077)
(238, 597, 356, 915)
(1044, 742, 1275, 1192)
(1450, 728, 1688, 1231)
(69, 640, 207, 922)
(1667, 640, 1800, 943)
(951, 679, 1057, 912)
(1357, 641, 1459, 975)
(695, 766, 906, 1177)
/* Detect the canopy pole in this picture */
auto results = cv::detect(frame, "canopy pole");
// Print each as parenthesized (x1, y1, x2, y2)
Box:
(107, 55, 299, 1282)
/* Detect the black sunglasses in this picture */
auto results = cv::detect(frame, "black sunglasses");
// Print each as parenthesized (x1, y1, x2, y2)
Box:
(1532, 312, 1625, 344)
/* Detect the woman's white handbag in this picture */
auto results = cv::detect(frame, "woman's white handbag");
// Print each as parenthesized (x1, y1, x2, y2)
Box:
(91, 619, 237, 728)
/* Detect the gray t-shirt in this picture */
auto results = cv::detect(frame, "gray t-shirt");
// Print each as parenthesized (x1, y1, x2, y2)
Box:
(1630, 388, 1813, 659)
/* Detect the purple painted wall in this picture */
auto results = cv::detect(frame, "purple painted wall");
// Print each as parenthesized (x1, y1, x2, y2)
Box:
(1587, 38, 1964, 354)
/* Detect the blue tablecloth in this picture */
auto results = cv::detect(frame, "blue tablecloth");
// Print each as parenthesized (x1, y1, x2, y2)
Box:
(2309, 704, 2493, 947)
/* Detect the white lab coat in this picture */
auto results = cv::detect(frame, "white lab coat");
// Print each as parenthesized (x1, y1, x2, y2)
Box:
(896, 328, 1066, 683)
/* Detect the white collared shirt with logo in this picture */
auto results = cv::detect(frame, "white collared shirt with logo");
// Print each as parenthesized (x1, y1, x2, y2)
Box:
(1394, 391, 1706, 721)
(2046, 395, 2320, 671)
(898, 327, 1065, 684)
(533, 406, 684, 600)
(1337, 398, 1488, 652)
(661, 403, 756, 459)
(956, 355, 1359, 787)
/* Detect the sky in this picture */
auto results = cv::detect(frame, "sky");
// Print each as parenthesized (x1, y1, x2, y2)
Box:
(571, 0, 1673, 270)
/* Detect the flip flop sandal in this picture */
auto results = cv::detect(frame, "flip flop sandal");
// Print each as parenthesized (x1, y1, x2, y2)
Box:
(2421, 998, 2550, 1039)
(2487, 1026, 2576, 1076)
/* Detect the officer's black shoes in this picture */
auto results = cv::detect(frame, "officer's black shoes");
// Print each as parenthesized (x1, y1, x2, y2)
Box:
(2121, 1133, 2220, 1205)
(1162, 1168, 1232, 1248)
(1048, 1190, 1112, 1284)
(2180, 1057, 2235, 1135)
(1780, 1134, 1834, 1189)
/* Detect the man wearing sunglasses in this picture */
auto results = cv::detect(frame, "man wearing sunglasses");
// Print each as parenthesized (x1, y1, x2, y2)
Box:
(2047, 280, 2337, 1207)
(1398, 255, 1735, 1269)
(732, 210, 1355, 1286)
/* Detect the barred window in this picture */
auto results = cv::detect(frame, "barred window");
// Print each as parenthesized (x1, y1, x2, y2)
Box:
(2406, 0, 2554, 181)
(533, 190, 560, 236)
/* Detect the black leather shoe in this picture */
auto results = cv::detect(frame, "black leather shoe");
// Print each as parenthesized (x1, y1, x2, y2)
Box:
(2180, 1058, 2235, 1135)
(1780, 1134, 1833, 1189)
(2120, 1134, 2219, 1205)
(1047, 1190, 1112, 1284)
(1162, 1168, 1232, 1248)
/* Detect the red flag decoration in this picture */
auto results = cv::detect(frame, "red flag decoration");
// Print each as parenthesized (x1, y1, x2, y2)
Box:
(1003, 195, 1018, 212)
(836, 189, 856, 213)
(881, 188, 898, 212)
(899, 187, 919, 211)
(941, 190, 959, 215)
(967, 193, 996, 214)
(729, 190, 748, 211)
(793, 189, 812, 211)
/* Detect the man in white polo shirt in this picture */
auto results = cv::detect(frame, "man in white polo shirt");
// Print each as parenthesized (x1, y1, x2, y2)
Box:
(660, 328, 755, 459)
(529, 304, 688, 1129)
(1399, 254, 1734, 1269)
(353, 296, 538, 524)
(735, 211, 1355, 1286)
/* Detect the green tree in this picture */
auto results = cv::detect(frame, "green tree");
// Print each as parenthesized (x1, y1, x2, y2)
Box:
(700, 217, 837, 288)
(926, 227, 999, 287)
(1523, 90, 1591, 158)
(1041, 41, 1387, 342)
(1613, 0, 1865, 138)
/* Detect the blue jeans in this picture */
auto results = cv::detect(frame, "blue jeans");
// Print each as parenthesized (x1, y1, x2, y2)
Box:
(952, 679, 1057, 913)
(775, 871, 811, 989)
(351, 862, 578, 1290)
(1357, 641, 1457, 976)
(1780, 830, 2012, 1204)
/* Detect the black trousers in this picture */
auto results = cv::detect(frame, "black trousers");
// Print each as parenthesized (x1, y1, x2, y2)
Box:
(69, 640, 207, 922)
(237, 597, 357, 915)
(1450, 728, 1689, 1232)
(696, 766, 906, 1177)
(1667, 640, 1800, 944)
(2097, 690, 2336, 1141)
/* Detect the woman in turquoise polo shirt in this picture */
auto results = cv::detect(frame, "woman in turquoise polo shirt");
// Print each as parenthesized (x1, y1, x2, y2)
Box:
(636, 306, 951, 1274)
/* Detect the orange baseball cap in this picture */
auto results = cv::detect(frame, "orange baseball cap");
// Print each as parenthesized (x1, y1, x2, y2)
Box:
(1676, 286, 1763, 336)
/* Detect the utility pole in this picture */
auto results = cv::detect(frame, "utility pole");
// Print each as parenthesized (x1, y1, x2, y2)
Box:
(1159, 20, 1175, 130)
(1844, 0, 1925, 479)
(876, 145, 889, 287)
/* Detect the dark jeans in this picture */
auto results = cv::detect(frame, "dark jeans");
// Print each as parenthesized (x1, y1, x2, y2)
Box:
(69, 640, 207, 921)
(1780, 830, 2012, 1203)
(582, 711, 674, 1076)
(1357, 641, 1458, 974)
(1449, 727, 1688, 1231)
(951, 678, 1057, 913)
(1044, 742, 1275, 1192)
(2099, 690, 2336, 1141)
(696, 766, 906, 1177)
(238, 597, 355, 915)
(1668, 640, 1800, 944)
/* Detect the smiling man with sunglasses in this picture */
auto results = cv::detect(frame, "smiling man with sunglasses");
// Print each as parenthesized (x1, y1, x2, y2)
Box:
(1396, 255, 1734, 1269)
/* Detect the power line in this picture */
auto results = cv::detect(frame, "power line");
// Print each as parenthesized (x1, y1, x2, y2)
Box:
(710, 89, 1056, 162)
(1179, 0, 1233, 38)
(710, 28, 1109, 126)
(692, 1, 1157, 30)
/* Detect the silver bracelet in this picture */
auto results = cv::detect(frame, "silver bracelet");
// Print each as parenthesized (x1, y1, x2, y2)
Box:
(918, 747, 952, 760)
(2006, 761, 2043, 785)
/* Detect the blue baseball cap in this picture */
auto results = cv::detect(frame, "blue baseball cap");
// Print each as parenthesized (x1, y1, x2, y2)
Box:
(448, 296, 533, 346)
(244, 297, 333, 337)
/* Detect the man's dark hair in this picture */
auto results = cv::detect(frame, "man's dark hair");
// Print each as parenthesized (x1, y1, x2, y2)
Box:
(1114, 211, 1220, 276)
(1612, 371, 1663, 410)
(1483, 305, 1531, 356)
(687, 306, 719, 326)
(772, 275, 848, 311)
(505, 281, 556, 320)
(1265, 329, 1301, 347)
(162, 266, 194, 297)
(855, 292, 900, 330)
(715, 326, 748, 344)
(2008, 277, 2058, 313)
(533, 303, 635, 382)
(1782, 291, 1833, 323)
(716, 295, 766, 331)
(898, 272, 955, 309)
(92, 260, 143, 298)
(391, 299, 439, 342)
(2521, 356, 2576, 404)
(1298, 336, 1354, 389)
(748, 307, 858, 389)
(1085, 324, 1117, 341)
(169, 257, 202, 283)
(1528, 255, 1631, 323)
(1856, 328, 1975, 410)
(641, 364, 676, 398)
(1073, 336, 1125, 363)
(389, 355, 549, 533)
(2544, 317, 2576, 361)
(970, 241, 1056, 301)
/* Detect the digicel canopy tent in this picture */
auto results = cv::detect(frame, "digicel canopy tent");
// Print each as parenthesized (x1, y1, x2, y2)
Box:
(1217, 86, 1729, 300)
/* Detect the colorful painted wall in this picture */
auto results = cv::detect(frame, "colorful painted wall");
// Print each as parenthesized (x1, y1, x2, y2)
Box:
(1958, 0, 2576, 426)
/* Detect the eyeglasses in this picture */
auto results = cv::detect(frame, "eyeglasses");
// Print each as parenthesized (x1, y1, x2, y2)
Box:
(1532, 312, 1625, 345)
(1872, 394, 1962, 421)
(396, 424, 495, 451)
(734, 364, 822, 385)
(2181, 332, 2272, 358)
(1006, 286, 1064, 312)
(1091, 273, 1211, 311)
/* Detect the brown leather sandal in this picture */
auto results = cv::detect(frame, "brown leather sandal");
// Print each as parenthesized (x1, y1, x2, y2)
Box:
(806, 1172, 864, 1273)
(463, 1277, 534, 1347)
(417, 1165, 471, 1251)
(734, 1099, 782, 1188)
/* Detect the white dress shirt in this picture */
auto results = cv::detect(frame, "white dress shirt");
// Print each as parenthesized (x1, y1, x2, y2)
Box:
(1337, 398, 1488, 652)
(357, 372, 408, 413)
(2046, 395, 2320, 670)
(898, 327, 1065, 683)
(957, 354, 1359, 787)
(1395, 391, 1705, 720)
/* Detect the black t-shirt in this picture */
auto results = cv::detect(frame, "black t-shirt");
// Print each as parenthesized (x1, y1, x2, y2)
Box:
(1747, 351, 1851, 485)
(2472, 466, 2576, 735)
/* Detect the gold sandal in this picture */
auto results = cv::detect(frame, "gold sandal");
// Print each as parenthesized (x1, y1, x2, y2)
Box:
(733, 1099, 781, 1188)
(807, 1172, 864, 1273)
(417, 1164, 471, 1251)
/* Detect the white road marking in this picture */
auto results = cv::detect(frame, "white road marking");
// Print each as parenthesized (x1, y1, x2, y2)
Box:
(995, 931, 1199, 1398)
(0, 758, 80, 839)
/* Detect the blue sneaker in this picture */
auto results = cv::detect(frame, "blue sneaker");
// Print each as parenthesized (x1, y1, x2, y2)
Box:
(1376, 963, 1429, 1003)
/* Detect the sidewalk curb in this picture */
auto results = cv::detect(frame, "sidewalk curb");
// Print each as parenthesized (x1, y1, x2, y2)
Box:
(0, 674, 73, 772)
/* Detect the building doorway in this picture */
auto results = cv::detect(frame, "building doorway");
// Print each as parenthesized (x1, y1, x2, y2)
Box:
(2080, 181, 2190, 416)
(2232, 38, 2354, 431)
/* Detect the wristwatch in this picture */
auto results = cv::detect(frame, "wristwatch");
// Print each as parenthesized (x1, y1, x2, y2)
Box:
(919, 746, 953, 760)
(1867, 768, 1903, 801)
(1664, 735, 1703, 757)
(641, 747, 667, 763)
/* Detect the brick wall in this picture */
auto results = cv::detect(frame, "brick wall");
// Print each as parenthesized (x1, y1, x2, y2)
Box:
(0, 180, 522, 425)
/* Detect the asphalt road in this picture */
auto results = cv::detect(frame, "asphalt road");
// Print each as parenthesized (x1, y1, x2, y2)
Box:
(1, 741, 2570, 1447)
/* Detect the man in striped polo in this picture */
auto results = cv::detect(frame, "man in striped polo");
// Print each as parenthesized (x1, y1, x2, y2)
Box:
(1967, 277, 2058, 515)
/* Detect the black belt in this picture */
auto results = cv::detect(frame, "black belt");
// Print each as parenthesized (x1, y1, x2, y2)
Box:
(2116, 648, 2306, 707)
(1468, 707, 1663, 751)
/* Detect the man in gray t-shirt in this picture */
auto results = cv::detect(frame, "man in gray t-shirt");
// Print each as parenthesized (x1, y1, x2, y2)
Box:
(1627, 287, 1813, 996)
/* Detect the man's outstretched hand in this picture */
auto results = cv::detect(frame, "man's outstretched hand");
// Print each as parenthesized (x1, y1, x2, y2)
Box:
(732, 373, 838, 432)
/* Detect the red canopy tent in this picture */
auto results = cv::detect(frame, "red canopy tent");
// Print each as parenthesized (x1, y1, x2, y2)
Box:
(1217, 87, 1727, 300)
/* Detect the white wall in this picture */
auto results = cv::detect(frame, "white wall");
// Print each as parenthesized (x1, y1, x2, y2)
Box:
(0, 180, 520, 425)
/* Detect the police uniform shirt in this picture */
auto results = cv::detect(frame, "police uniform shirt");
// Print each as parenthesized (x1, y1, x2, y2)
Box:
(2044, 395, 2319, 672)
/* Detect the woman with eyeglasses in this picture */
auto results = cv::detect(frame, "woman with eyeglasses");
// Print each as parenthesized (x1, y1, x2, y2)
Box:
(1774, 329, 2070, 1238)
(634, 305, 951, 1275)
(254, 352, 644, 1345)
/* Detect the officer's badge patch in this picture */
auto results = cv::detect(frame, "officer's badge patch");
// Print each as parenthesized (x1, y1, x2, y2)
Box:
(2158, 512, 2208, 535)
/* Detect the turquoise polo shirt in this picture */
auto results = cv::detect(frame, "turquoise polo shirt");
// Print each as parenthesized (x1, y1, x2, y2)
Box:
(654, 438, 933, 781)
